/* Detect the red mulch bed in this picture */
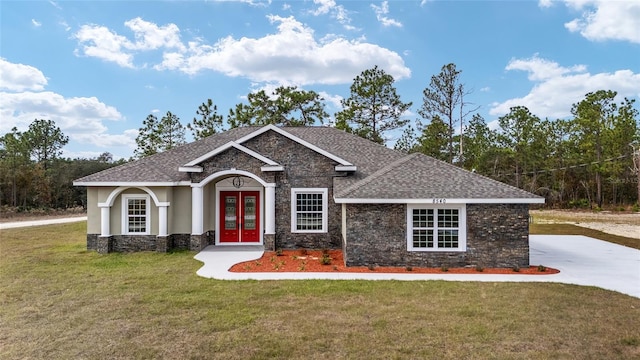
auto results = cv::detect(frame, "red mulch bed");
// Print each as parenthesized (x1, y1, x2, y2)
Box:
(229, 250, 560, 275)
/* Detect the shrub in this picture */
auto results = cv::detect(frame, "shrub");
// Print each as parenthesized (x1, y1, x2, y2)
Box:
(405, 266, 413, 272)
(512, 266, 520, 273)
(367, 264, 376, 271)
(537, 265, 547, 272)
(475, 265, 484, 272)
(319, 253, 331, 265)
(275, 249, 283, 256)
(440, 266, 448, 272)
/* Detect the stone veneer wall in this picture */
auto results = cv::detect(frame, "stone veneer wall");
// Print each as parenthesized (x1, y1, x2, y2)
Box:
(242, 131, 343, 250)
(344, 203, 530, 268)
(87, 233, 198, 253)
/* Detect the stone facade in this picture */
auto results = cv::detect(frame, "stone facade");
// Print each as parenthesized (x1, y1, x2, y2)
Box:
(87, 233, 194, 253)
(344, 203, 530, 268)
(242, 131, 343, 250)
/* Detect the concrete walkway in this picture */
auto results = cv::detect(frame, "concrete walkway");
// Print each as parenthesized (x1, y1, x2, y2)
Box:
(0, 216, 87, 229)
(195, 235, 640, 299)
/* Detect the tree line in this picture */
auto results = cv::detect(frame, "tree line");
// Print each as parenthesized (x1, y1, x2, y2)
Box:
(1, 64, 638, 211)
(0, 119, 125, 210)
(136, 64, 639, 208)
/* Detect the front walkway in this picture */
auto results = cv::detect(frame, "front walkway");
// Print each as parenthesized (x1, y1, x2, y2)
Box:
(195, 235, 640, 298)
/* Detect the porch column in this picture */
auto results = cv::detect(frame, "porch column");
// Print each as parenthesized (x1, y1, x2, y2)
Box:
(158, 205, 168, 237)
(265, 184, 276, 234)
(191, 186, 203, 234)
(99, 205, 110, 236)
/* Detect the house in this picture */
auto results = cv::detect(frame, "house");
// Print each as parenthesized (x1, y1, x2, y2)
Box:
(73, 125, 544, 268)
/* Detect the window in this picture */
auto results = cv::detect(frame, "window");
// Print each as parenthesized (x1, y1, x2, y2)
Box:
(407, 204, 466, 251)
(122, 194, 150, 235)
(291, 188, 328, 233)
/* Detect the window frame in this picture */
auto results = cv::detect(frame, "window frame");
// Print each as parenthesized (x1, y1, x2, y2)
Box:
(291, 188, 328, 233)
(406, 204, 466, 252)
(122, 194, 151, 235)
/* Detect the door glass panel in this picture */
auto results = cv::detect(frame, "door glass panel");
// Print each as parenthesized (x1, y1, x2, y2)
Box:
(224, 196, 236, 230)
(244, 196, 256, 230)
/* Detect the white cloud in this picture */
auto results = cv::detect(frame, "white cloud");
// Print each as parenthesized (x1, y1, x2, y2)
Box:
(124, 17, 185, 52)
(0, 59, 131, 155)
(480, 87, 490, 92)
(538, 0, 554, 8)
(0, 58, 48, 91)
(562, 0, 640, 43)
(371, 1, 403, 28)
(318, 91, 343, 109)
(59, 21, 71, 32)
(311, 0, 354, 30)
(74, 24, 135, 67)
(0, 91, 122, 133)
(73, 18, 186, 67)
(506, 54, 586, 81)
(31, 19, 42, 27)
(490, 56, 640, 118)
(155, 15, 410, 85)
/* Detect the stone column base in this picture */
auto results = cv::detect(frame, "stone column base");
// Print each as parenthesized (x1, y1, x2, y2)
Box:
(264, 234, 275, 251)
(97, 236, 113, 254)
(190, 234, 207, 251)
(156, 236, 170, 253)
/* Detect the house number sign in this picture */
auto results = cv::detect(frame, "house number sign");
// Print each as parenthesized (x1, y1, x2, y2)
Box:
(432, 198, 447, 204)
(232, 176, 244, 188)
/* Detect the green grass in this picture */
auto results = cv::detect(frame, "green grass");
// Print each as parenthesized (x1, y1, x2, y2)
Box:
(1, 223, 639, 359)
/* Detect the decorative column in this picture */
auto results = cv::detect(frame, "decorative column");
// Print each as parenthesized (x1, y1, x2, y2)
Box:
(263, 183, 276, 250)
(191, 186, 203, 235)
(99, 206, 110, 236)
(190, 185, 205, 251)
(97, 204, 112, 253)
(265, 184, 276, 234)
(158, 205, 168, 237)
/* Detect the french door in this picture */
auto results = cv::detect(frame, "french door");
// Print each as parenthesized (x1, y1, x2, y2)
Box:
(219, 191, 260, 243)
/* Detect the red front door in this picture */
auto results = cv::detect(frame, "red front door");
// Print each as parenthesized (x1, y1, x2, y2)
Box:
(220, 191, 260, 243)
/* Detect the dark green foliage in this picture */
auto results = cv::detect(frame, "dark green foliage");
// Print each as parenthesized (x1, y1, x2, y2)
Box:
(227, 86, 328, 128)
(188, 98, 224, 140)
(335, 65, 411, 144)
(135, 111, 186, 158)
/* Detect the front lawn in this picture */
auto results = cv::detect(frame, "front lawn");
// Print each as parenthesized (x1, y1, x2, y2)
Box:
(1, 223, 639, 359)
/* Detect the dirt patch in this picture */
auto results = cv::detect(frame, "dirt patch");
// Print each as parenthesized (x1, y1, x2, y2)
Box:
(229, 250, 559, 275)
(531, 210, 640, 240)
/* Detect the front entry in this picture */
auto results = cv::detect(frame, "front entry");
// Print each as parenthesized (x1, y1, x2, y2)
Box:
(219, 191, 260, 243)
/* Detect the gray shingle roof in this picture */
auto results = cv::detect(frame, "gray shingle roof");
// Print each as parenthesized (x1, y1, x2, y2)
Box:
(334, 153, 541, 200)
(74, 125, 542, 202)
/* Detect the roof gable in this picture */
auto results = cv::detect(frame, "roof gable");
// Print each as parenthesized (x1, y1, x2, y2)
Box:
(234, 125, 355, 167)
(180, 141, 279, 172)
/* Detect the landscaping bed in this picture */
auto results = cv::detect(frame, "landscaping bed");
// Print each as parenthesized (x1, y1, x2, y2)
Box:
(229, 249, 559, 274)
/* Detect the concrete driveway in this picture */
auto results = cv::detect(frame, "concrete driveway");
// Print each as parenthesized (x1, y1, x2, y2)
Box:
(195, 235, 640, 298)
(0, 216, 87, 229)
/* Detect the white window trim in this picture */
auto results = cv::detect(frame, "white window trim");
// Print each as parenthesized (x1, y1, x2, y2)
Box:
(291, 188, 328, 233)
(122, 194, 151, 235)
(406, 204, 467, 252)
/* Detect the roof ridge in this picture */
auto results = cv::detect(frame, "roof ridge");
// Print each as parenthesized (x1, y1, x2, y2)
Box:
(336, 153, 419, 198)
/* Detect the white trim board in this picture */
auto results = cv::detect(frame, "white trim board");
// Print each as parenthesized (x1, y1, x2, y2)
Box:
(334, 197, 546, 204)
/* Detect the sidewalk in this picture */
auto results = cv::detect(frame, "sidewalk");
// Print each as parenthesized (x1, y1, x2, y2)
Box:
(194, 235, 640, 298)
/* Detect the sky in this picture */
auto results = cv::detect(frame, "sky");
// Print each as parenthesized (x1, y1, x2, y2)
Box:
(1, 0, 639, 160)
